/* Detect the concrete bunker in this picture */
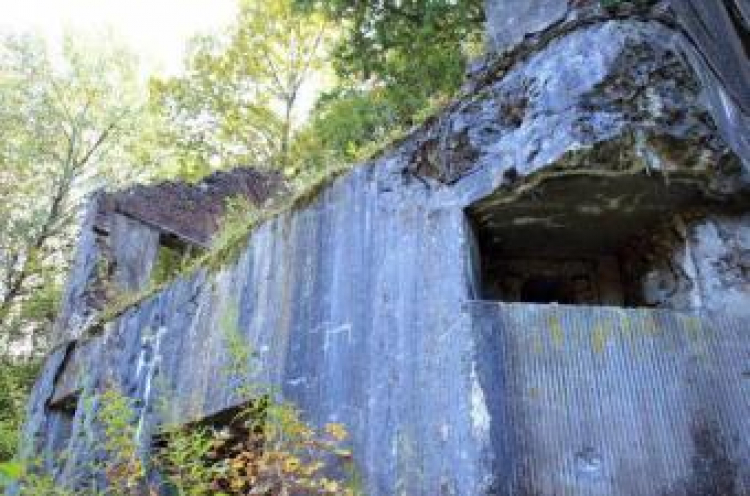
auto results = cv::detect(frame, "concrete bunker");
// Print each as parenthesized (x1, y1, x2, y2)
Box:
(466, 170, 748, 309)
(52, 167, 284, 341)
(91, 167, 284, 299)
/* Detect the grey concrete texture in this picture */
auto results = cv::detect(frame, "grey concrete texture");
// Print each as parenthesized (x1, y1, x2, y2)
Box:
(472, 303, 750, 495)
(484, 0, 568, 54)
(18, 13, 750, 496)
(668, 0, 750, 171)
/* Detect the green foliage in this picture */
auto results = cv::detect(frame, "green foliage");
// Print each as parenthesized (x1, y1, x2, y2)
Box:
(149, 0, 484, 180)
(0, 460, 22, 481)
(202, 321, 358, 495)
(220, 302, 262, 399)
(295, 0, 484, 162)
(297, 0, 483, 83)
(306, 88, 400, 161)
(96, 388, 147, 492)
(0, 360, 39, 462)
(0, 32, 149, 351)
(213, 401, 355, 495)
(82, 322, 357, 495)
(151, 245, 200, 287)
(156, 426, 216, 496)
(210, 196, 262, 267)
(1, 459, 70, 495)
(0, 360, 68, 495)
(207, 160, 352, 270)
(152, 398, 356, 495)
(149, 0, 330, 179)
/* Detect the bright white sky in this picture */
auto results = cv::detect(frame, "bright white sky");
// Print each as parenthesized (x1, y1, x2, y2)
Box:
(0, 0, 238, 75)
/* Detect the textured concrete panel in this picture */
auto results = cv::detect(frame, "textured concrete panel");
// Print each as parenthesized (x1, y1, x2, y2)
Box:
(485, 0, 568, 53)
(671, 0, 750, 170)
(20, 167, 490, 495)
(472, 303, 750, 495)
(110, 213, 160, 293)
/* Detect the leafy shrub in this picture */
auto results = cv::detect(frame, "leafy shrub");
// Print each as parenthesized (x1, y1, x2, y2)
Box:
(0, 360, 39, 462)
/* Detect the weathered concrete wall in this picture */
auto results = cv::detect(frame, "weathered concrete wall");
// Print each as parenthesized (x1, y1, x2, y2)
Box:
(26, 279, 750, 494)
(669, 0, 750, 171)
(484, 0, 567, 53)
(110, 213, 160, 294)
(20, 11, 750, 496)
(620, 212, 750, 315)
(50, 203, 164, 345)
(472, 303, 750, 495)
(485, 0, 750, 172)
(51, 195, 104, 344)
(24, 165, 489, 495)
(687, 213, 750, 317)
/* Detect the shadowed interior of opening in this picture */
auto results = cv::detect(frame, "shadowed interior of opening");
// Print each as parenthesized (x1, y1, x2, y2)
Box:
(466, 172, 741, 307)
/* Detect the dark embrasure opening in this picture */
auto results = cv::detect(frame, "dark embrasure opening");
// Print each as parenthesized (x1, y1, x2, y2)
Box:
(466, 172, 735, 307)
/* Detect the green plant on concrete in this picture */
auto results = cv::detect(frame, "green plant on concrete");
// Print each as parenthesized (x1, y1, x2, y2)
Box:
(244, 400, 355, 495)
(155, 396, 356, 495)
(150, 244, 201, 288)
(139, 308, 358, 495)
(208, 196, 262, 271)
(156, 425, 216, 496)
(207, 402, 355, 495)
(0, 460, 22, 488)
(0, 457, 72, 496)
(6, 322, 358, 495)
(96, 388, 147, 494)
(0, 362, 64, 495)
(220, 303, 261, 399)
(212, 315, 358, 495)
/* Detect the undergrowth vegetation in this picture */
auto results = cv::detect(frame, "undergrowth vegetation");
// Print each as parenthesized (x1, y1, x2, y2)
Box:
(2, 318, 357, 495)
(0, 360, 39, 463)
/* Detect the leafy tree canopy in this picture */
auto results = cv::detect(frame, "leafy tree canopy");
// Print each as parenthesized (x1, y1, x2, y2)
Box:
(297, 0, 483, 83)
(0, 32, 147, 352)
(296, 0, 485, 159)
(150, 0, 330, 180)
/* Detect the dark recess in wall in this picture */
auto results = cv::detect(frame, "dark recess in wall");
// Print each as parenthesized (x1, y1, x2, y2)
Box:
(466, 173, 746, 307)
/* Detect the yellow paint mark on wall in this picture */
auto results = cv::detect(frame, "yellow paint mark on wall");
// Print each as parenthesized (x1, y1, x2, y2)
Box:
(619, 313, 632, 341)
(643, 315, 660, 336)
(685, 316, 703, 342)
(591, 323, 609, 354)
(532, 334, 543, 354)
(548, 315, 564, 348)
(683, 315, 708, 358)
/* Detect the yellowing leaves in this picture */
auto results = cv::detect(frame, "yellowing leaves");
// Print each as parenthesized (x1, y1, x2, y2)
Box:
(180, 401, 358, 495)
(281, 455, 300, 473)
(321, 478, 340, 492)
(325, 422, 348, 442)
